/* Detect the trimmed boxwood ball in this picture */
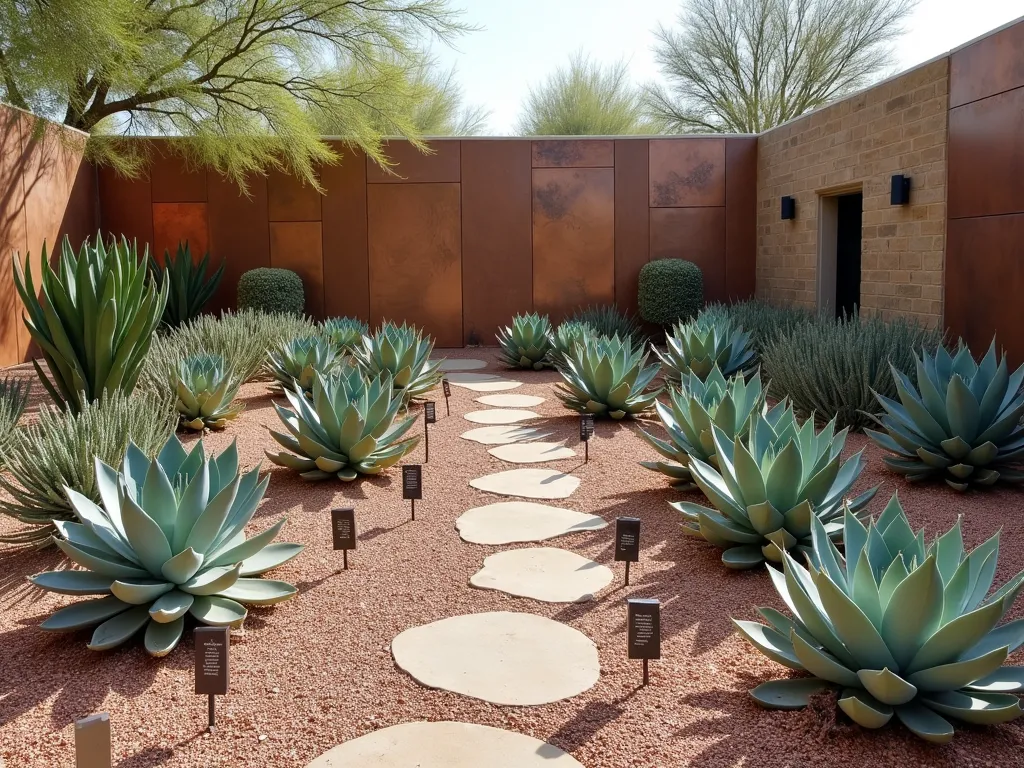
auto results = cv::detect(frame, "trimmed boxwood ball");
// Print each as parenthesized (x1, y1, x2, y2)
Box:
(638, 259, 703, 326)
(237, 268, 304, 314)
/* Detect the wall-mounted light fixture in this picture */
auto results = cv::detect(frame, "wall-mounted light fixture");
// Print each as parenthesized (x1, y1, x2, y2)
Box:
(890, 174, 911, 205)
(781, 196, 796, 220)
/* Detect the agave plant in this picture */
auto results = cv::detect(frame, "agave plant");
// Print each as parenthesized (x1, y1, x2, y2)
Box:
(0, 377, 30, 460)
(14, 233, 168, 412)
(547, 320, 595, 369)
(655, 315, 756, 383)
(351, 322, 442, 405)
(28, 436, 302, 656)
(735, 495, 1024, 743)
(554, 334, 662, 419)
(322, 316, 368, 353)
(267, 335, 342, 394)
(174, 354, 245, 431)
(638, 365, 772, 488)
(866, 340, 1024, 491)
(672, 405, 877, 568)
(148, 242, 225, 328)
(266, 368, 419, 480)
(497, 313, 553, 370)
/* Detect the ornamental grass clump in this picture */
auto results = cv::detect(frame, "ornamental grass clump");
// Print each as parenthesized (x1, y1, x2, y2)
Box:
(0, 377, 30, 461)
(672, 404, 877, 568)
(267, 335, 342, 394)
(497, 313, 553, 370)
(701, 300, 814, 354)
(866, 339, 1024, 491)
(554, 334, 661, 419)
(29, 436, 302, 656)
(570, 304, 646, 347)
(352, 322, 442, 405)
(148, 242, 225, 328)
(735, 495, 1024, 743)
(656, 315, 756, 383)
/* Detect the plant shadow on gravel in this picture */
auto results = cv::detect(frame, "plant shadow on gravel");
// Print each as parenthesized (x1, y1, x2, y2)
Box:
(0, 545, 63, 608)
(543, 694, 637, 754)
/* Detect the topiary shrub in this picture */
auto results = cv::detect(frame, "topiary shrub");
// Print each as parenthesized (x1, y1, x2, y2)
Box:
(237, 267, 304, 314)
(638, 259, 703, 326)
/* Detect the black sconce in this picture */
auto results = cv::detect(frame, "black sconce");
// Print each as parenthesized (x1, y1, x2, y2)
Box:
(890, 174, 911, 205)
(780, 196, 796, 220)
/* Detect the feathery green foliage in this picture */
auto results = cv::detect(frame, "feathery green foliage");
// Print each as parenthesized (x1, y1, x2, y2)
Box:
(554, 334, 662, 419)
(237, 268, 304, 316)
(570, 305, 646, 347)
(638, 259, 703, 326)
(702, 300, 815, 354)
(149, 242, 224, 328)
(0, 376, 30, 462)
(497, 313, 553, 370)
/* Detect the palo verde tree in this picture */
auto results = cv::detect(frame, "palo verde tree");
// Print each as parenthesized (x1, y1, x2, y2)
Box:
(0, 0, 471, 187)
(646, 0, 916, 133)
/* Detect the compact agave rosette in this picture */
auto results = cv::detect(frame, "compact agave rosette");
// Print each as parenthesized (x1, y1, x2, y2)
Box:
(736, 495, 1024, 743)
(546, 320, 594, 369)
(29, 436, 302, 656)
(554, 334, 662, 419)
(173, 353, 244, 431)
(267, 335, 341, 394)
(655, 315, 756, 383)
(266, 367, 419, 481)
(497, 313, 553, 370)
(351, 322, 442, 405)
(672, 405, 877, 568)
(322, 316, 369, 353)
(866, 340, 1024, 491)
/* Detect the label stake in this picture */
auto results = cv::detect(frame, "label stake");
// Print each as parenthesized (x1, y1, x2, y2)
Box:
(403, 465, 422, 521)
(579, 413, 594, 463)
(614, 517, 641, 586)
(331, 507, 356, 570)
(195, 626, 229, 732)
(442, 379, 451, 415)
(627, 598, 661, 686)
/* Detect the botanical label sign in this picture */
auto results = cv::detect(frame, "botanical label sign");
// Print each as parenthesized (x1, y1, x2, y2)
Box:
(614, 517, 641, 562)
(627, 598, 661, 660)
(579, 413, 594, 441)
(331, 507, 356, 551)
(75, 712, 111, 768)
(195, 626, 230, 696)
(403, 465, 423, 500)
(442, 378, 451, 398)
(424, 401, 437, 424)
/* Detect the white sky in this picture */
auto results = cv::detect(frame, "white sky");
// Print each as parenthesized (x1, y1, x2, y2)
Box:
(430, 0, 1024, 134)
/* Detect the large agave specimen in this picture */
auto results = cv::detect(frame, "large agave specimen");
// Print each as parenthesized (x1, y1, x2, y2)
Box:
(352, 322, 442, 405)
(554, 334, 662, 419)
(672, 406, 877, 568)
(174, 354, 244, 431)
(638, 365, 772, 488)
(267, 335, 342, 394)
(322, 316, 368, 353)
(735, 495, 1024, 743)
(547, 320, 594, 369)
(655, 315, 756, 383)
(266, 368, 419, 481)
(29, 436, 302, 656)
(148, 242, 225, 328)
(497, 313, 553, 370)
(866, 340, 1024, 491)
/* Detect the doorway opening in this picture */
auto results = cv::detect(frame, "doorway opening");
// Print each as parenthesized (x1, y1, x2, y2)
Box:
(816, 189, 863, 317)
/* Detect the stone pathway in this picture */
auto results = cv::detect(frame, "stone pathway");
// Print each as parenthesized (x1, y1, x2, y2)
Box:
(475, 393, 545, 408)
(463, 409, 540, 425)
(470, 547, 612, 603)
(470, 468, 580, 499)
(434, 358, 488, 372)
(451, 379, 523, 392)
(460, 426, 552, 444)
(456, 501, 607, 545)
(487, 442, 575, 463)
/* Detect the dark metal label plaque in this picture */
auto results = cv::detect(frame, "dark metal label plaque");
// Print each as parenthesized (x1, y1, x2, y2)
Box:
(402, 465, 423, 500)
(442, 378, 451, 398)
(424, 401, 436, 424)
(627, 598, 661, 660)
(195, 626, 229, 695)
(580, 413, 594, 441)
(331, 507, 356, 550)
(614, 517, 641, 562)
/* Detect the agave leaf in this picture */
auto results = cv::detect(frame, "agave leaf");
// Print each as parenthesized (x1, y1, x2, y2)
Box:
(190, 595, 248, 626)
(749, 678, 830, 710)
(790, 631, 859, 687)
(181, 563, 242, 596)
(893, 701, 954, 744)
(218, 578, 298, 606)
(149, 589, 195, 623)
(966, 666, 1024, 693)
(732, 620, 801, 669)
(857, 668, 917, 706)
(812, 566, 897, 671)
(238, 542, 304, 576)
(110, 579, 174, 605)
(144, 616, 185, 657)
(907, 599, 1004, 674)
(921, 690, 1023, 725)
(908, 646, 1008, 692)
(40, 595, 131, 631)
(838, 688, 893, 728)
(29, 570, 113, 595)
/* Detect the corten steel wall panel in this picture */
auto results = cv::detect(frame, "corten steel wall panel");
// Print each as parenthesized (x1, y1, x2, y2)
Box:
(367, 183, 463, 347)
(149, 149, 207, 202)
(267, 168, 321, 222)
(948, 88, 1024, 219)
(724, 137, 757, 301)
(950, 20, 1024, 108)
(271, 221, 325, 318)
(946, 214, 1024, 364)
(207, 173, 270, 312)
(0, 109, 28, 367)
(613, 139, 649, 315)
(461, 140, 533, 345)
(366, 141, 460, 184)
(532, 140, 614, 168)
(650, 208, 727, 302)
(98, 165, 153, 248)
(152, 202, 209, 261)
(649, 138, 726, 207)
(321, 145, 369, 321)
(532, 168, 615, 322)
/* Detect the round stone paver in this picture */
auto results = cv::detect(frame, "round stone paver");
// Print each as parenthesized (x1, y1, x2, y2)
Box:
(456, 501, 608, 545)
(470, 468, 580, 499)
(460, 426, 553, 445)
(463, 409, 541, 425)
(306, 721, 585, 767)
(488, 442, 576, 464)
(434, 358, 488, 372)
(391, 611, 600, 706)
(451, 379, 523, 392)
(446, 372, 501, 384)
(470, 547, 613, 603)
(475, 393, 545, 408)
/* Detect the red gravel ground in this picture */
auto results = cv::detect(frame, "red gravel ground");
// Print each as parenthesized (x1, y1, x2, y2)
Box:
(2, 348, 1023, 767)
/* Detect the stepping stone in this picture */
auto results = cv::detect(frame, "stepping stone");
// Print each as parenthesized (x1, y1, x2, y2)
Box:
(461, 426, 553, 445)
(456, 501, 607, 545)
(470, 468, 580, 500)
(306, 721, 584, 767)
(463, 409, 540, 425)
(488, 442, 576, 464)
(434, 358, 488, 372)
(391, 611, 599, 706)
(453, 380, 523, 392)
(476, 394, 545, 408)
(471, 547, 613, 603)
(446, 372, 500, 384)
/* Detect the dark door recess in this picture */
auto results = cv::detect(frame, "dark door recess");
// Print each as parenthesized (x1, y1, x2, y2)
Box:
(835, 193, 863, 318)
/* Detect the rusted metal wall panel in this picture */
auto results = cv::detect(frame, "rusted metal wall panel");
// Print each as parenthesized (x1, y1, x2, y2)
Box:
(950, 21, 1024, 108)
(207, 173, 270, 312)
(149, 148, 207, 203)
(366, 141, 461, 184)
(267, 168, 322, 222)
(532, 140, 614, 168)
(650, 207, 727, 302)
(152, 202, 209, 261)
(649, 138, 726, 207)
(270, 221, 325, 318)
(321, 145, 370, 322)
(614, 139, 649, 315)
(725, 137, 757, 301)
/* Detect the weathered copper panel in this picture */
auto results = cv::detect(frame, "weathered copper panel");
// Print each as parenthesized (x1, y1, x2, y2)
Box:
(614, 140, 649, 314)
(532, 168, 615, 322)
(367, 183, 462, 346)
(725, 137, 757, 300)
(152, 202, 209, 261)
(946, 214, 1024, 364)
(532, 140, 614, 168)
(649, 138, 726, 207)
(149, 147, 207, 202)
(650, 208, 727, 302)
(321, 144, 369, 321)
(267, 168, 321, 222)
(207, 173, 270, 312)
(948, 88, 1024, 219)
(270, 221, 324, 318)
(0, 108, 28, 366)
(950, 20, 1024, 108)
(461, 140, 532, 344)
(366, 140, 460, 183)
(98, 165, 152, 250)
